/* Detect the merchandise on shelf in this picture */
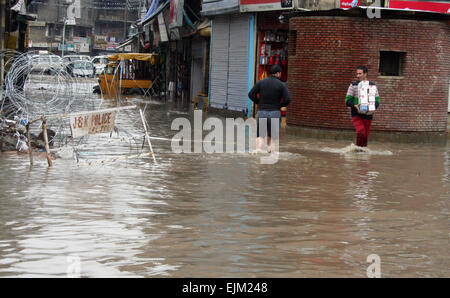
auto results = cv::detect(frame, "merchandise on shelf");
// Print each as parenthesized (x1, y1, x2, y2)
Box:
(258, 30, 289, 82)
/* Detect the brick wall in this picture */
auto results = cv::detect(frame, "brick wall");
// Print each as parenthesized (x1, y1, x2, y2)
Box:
(287, 16, 450, 132)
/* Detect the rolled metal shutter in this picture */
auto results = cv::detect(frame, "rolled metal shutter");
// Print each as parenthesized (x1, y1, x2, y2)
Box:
(210, 14, 250, 111)
(227, 14, 249, 112)
(210, 15, 230, 109)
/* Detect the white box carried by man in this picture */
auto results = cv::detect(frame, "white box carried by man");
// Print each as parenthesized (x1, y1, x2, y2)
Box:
(358, 81, 377, 115)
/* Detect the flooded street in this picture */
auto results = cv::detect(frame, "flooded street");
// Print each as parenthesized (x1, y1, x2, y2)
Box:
(0, 93, 448, 277)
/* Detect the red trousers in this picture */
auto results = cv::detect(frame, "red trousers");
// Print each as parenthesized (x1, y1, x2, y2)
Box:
(352, 116, 372, 147)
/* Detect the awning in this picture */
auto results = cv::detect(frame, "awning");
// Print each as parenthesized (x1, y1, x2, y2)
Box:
(139, 0, 170, 26)
(108, 53, 158, 62)
(116, 34, 138, 50)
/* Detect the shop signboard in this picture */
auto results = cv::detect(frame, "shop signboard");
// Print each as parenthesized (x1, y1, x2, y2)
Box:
(78, 43, 90, 53)
(94, 35, 108, 42)
(340, 0, 360, 8)
(58, 43, 74, 51)
(240, 0, 293, 12)
(106, 44, 118, 51)
(158, 13, 169, 42)
(29, 41, 49, 48)
(70, 110, 117, 138)
(169, 0, 184, 29)
(94, 35, 108, 50)
(28, 21, 46, 27)
(388, 0, 450, 14)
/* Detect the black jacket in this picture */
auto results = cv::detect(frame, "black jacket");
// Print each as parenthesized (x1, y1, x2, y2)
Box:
(248, 76, 291, 111)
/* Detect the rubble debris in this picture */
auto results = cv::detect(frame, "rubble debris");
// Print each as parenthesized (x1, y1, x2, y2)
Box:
(0, 116, 55, 153)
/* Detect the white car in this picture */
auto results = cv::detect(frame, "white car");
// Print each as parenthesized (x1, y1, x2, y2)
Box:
(29, 54, 63, 73)
(62, 55, 91, 64)
(91, 56, 109, 75)
(65, 60, 95, 78)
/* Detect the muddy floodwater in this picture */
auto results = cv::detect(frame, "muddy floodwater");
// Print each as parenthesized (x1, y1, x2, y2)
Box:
(0, 96, 448, 277)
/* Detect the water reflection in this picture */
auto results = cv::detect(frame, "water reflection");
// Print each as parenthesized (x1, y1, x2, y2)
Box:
(0, 97, 448, 277)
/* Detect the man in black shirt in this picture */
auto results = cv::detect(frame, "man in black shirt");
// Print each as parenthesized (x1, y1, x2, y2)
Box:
(248, 65, 291, 153)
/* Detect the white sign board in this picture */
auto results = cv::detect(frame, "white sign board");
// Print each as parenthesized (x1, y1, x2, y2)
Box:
(169, 0, 184, 29)
(78, 43, 90, 53)
(158, 14, 169, 43)
(70, 111, 116, 138)
(29, 41, 49, 48)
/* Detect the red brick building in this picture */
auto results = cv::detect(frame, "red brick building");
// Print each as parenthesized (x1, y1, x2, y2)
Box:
(286, 8, 449, 136)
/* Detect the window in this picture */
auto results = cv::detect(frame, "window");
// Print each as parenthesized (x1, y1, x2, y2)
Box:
(74, 27, 87, 38)
(379, 51, 406, 76)
(54, 25, 61, 36)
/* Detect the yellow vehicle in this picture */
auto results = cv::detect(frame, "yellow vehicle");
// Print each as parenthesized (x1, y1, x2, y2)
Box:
(99, 53, 159, 98)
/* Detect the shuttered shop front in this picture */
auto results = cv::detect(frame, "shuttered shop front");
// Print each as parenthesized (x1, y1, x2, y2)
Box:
(210, 14, 250, 112)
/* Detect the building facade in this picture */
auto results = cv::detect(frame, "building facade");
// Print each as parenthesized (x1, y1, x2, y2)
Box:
(286, 8, 449, 136)
(26, 0, 140, 55)
(92, 0, 140, 55)
(203, 0, 337, 115)
(27, 0, 94, 54)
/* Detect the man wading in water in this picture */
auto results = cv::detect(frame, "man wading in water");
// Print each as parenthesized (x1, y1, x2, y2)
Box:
(345, 66, 381, 148)
(248, 65, 291, 153)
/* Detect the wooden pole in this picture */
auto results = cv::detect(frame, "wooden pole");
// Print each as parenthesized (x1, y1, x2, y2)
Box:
(26, 123, 33, 166)
(0, 56, 4, 100)
(41, 119, 53, 167)
(139, 108, 157, 164)
(0, 0, 5, 52)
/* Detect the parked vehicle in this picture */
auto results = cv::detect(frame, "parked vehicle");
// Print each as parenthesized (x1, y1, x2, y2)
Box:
(91, 55, 109, 75)
(62, 55, 91, 64)
(29, 53, 63, 73)
(65, 60, 95, 78)
(99, 53, 158, 97)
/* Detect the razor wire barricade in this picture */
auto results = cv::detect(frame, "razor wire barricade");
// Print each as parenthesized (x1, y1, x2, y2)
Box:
(1, 50, 99, 148)
(26, 106, 157, 167)
(2, 50, 90, 160)
(1, 51, 157, 166)
(1, 50, 98, 119)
